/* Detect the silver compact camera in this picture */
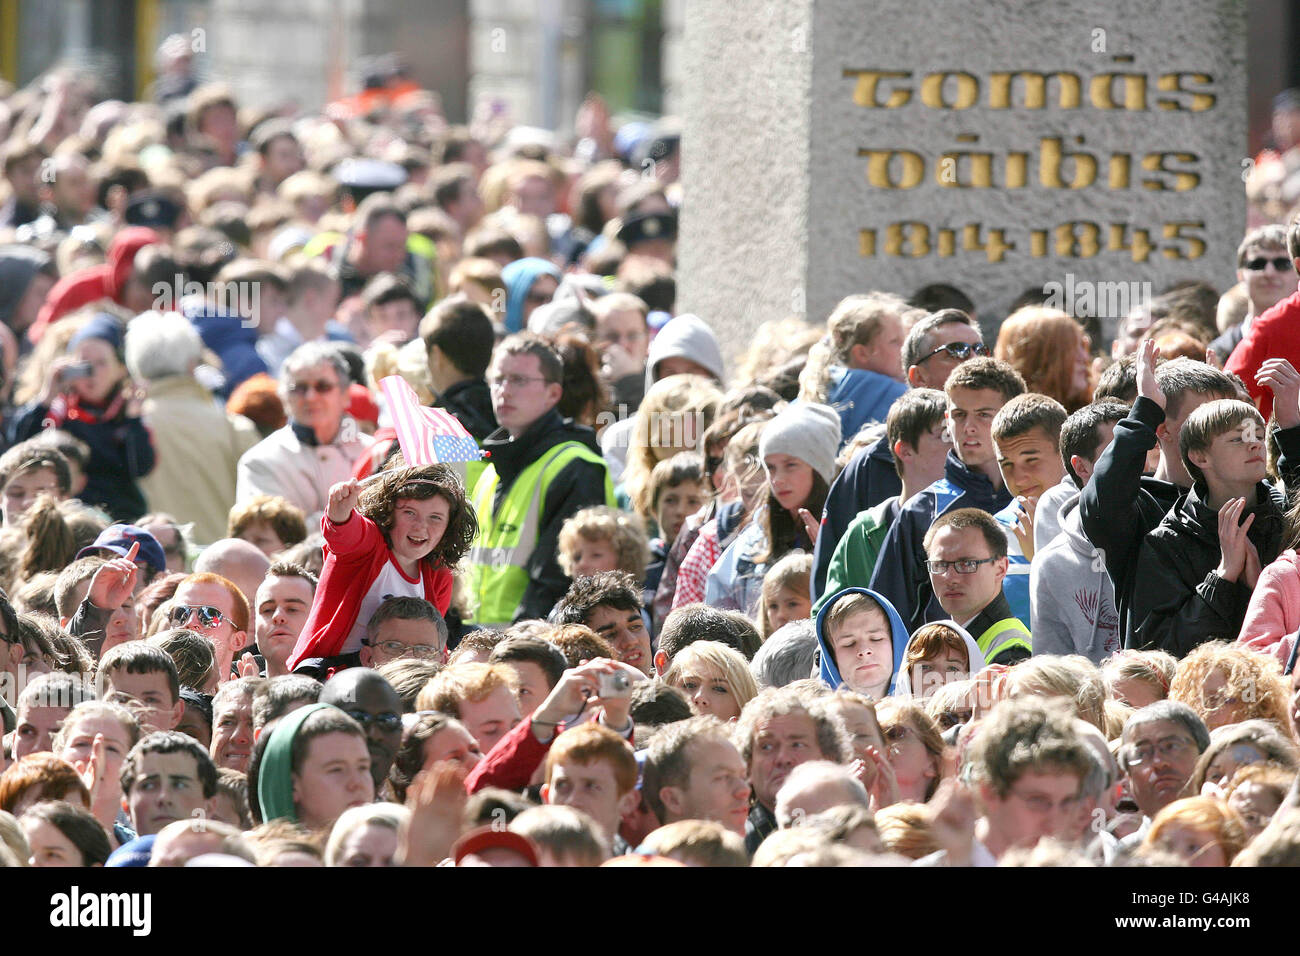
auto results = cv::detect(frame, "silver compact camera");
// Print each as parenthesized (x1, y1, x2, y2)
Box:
(597, 670, 632, 698)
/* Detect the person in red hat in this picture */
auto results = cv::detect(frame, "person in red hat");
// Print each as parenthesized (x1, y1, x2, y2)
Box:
(26, 227, 160, 345)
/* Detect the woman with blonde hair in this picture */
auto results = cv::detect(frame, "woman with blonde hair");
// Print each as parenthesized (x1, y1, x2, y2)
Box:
(1102, 649, 1176, 709)
(994, 306, 1093, 412)
(1006, 655, 1108, 733)
(661, 640, 758, 722)
(324, 802, 410, 867)
(671, 419, 770, 610)
(798, 293, 910, 442)
(1168, 642, 1290, 733)
(620, 373, 721, 534)
(1143, 796, 1247, 867)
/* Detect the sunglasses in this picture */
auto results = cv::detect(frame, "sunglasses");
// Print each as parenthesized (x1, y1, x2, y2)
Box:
(289, 380, 339, 396)
(344, 709, 402, 732)
(1243, 256, 1293, 272)
(919, 342, 989, 364)
(169, 604, 228, 629)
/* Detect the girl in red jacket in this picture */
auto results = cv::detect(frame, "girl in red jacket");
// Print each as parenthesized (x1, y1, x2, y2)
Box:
(286, 463, 477, 672)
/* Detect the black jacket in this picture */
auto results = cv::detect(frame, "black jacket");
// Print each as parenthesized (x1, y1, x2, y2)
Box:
(745, 800, 778, 855)
(1079, 397, 1189, 646)
(1130, 481, 1287, 657)
(438, 378, 498, 443)
(9, 398, 155, 521)
(1081, 395, 1300, 646)
(811, 433, 901, 601)
(481, 408, 611, 622)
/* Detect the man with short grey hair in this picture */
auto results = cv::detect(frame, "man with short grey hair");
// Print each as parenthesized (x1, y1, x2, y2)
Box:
(1116, 700, 1210, 851)
(734, 687, 848, 853)
(236, 342, 371, 525)
(750, 619, 819, 689)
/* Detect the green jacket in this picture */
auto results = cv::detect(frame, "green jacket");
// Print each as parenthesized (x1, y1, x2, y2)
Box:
(813, 497, 900, 616)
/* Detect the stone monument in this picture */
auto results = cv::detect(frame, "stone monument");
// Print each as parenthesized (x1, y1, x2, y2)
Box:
(678, 0, 1247, 351)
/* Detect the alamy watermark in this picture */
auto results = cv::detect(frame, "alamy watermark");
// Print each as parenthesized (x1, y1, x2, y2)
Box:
(152, 274, 263, 328)
(1042, 272, 1152, 321)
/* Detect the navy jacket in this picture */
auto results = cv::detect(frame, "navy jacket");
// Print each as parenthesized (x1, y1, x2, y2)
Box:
(811, 433, 901, 601)
(867, 450, 1012, 633)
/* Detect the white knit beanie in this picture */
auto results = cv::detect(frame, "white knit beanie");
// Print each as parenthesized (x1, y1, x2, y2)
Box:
(758, 402, 842, 485)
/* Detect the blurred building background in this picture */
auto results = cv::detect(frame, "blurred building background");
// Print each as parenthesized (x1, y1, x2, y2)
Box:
(0, 0, 1290, 150)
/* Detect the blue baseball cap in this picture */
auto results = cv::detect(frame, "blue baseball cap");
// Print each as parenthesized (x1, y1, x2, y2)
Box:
(76, 524, 167, 577)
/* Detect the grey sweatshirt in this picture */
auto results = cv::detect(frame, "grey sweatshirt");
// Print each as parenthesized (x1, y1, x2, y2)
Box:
(1030, 492, 1122, 662)
(1033, 475, 1078, 555)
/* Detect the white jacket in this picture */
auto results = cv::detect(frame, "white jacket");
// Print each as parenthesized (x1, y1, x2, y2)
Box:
(235, 419, 373, 527)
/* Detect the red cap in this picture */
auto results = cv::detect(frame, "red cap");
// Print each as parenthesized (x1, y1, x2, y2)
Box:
(451, 826, 540, 867)
(347, 383, 380, 426)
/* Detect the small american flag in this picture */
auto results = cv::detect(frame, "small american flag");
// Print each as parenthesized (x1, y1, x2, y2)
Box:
(379, 375, 482, 465)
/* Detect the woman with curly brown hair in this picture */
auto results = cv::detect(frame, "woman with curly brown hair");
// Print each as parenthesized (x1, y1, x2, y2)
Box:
(285, 463, 478, 673)
(994, 306, 1094, 412)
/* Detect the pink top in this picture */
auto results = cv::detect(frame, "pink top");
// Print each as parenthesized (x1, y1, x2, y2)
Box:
(1238, 549, 1300, 666)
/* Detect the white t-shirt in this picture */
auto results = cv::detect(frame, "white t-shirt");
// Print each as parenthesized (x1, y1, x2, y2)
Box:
(341, 556, 425, 654)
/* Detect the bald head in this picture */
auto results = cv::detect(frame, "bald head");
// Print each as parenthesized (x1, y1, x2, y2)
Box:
(194, 538, 271, 612)
(321, 668, 403, 787)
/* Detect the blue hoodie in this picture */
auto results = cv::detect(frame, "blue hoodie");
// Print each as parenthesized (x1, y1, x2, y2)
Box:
(825, 366, 908, 446)
(868, 450, 1013, 632)
(814, 587, 910, 696)
(502, 258, 563, 334)
(186, 302, 268, 398)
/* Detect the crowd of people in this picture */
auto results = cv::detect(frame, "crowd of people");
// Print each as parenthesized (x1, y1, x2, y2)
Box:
(4, 46, 1300, 871)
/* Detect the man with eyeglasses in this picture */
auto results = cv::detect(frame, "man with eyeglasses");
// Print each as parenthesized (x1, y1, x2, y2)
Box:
(236, 342, 372, 525)
(359, 596, 448, 668)
(922, 508, 1029, 665)
(469, 333, 615, 625)
(919, 698, 1094, 866)
(1212, 225, 1298, 365)
(1115, 701, 1210, 851)
(1227, 219, 1300, 420)
(319, 668, 404, 790)
(812, 309, 986, 600)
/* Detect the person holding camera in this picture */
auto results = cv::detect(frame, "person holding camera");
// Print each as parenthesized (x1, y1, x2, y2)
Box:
(463, 656, 642, 797)
(8, 310, 154, 521)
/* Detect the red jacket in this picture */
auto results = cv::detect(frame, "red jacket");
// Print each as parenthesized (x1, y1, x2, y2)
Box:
(465, 716, 552, 794)
(28, 227, 159, 344)
(464, 713, 637, 794)
(285, 511, 452, 670)
(1225, 289, 1300, 422)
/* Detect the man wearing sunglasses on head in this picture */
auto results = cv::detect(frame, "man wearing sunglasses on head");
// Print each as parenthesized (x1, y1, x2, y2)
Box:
(1212, 225, 1298, 365)
(170, 572, 251, 685)
(811, 308, 986, 601)
(1226, 221, 1300, 420)
(236, 342, 372, 526)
